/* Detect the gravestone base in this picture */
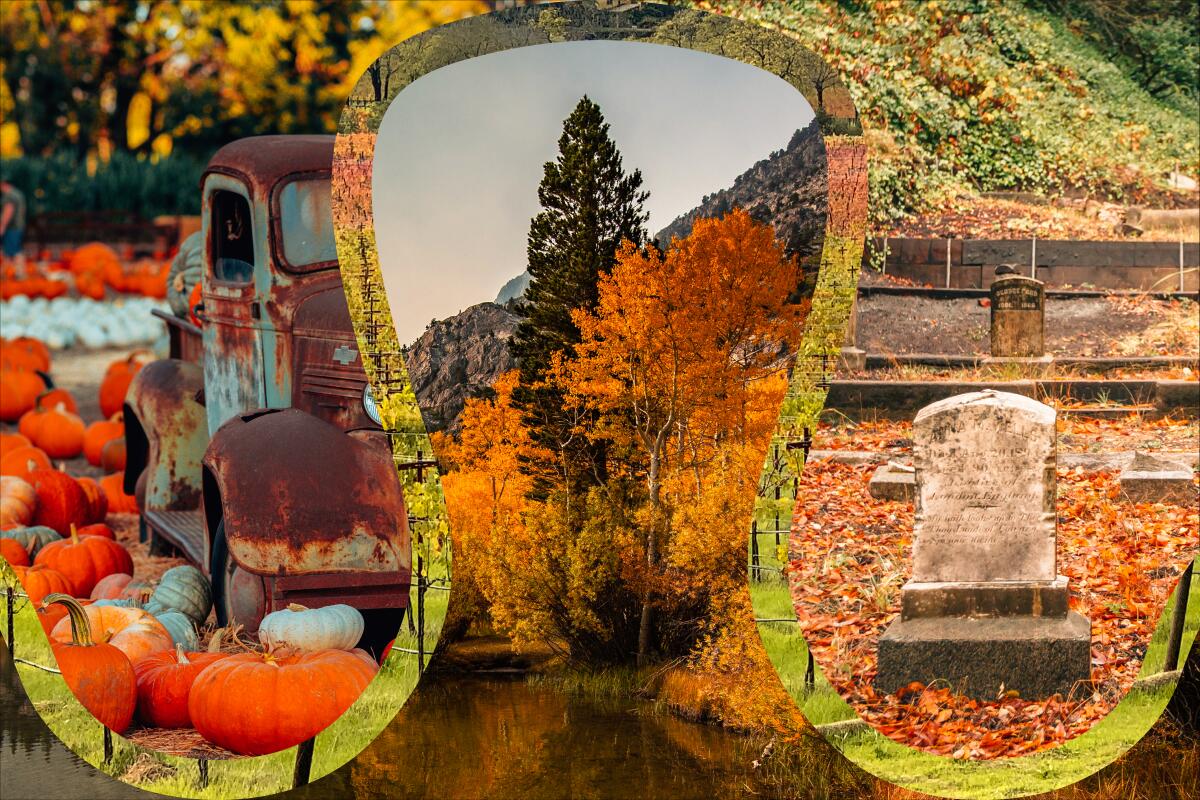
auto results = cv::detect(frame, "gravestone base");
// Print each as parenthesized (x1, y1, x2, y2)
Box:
(900, 576, 1071, 619)
(877, 612, 1092, 699)
(1119, 452, 1197, 505)
(868, 464, 916, 502)
(1119, 470, 1197, 504)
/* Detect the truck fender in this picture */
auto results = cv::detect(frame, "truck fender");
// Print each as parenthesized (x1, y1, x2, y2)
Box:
(201, 407, 410, 580)
(123, 358, 208, 512)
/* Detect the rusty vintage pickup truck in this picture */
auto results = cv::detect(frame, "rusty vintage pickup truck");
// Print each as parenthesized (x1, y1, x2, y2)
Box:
(122, 136, 408, 654)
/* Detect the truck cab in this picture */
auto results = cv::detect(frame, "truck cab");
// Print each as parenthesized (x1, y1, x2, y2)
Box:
(123, 136, 408, 654)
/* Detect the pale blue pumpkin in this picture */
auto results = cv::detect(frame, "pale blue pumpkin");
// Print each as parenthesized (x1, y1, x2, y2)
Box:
(154, 610, 199, 650)
(145, 565, 211, 624)
(4, 525, 61, 559)
(257, 603, 364, 652)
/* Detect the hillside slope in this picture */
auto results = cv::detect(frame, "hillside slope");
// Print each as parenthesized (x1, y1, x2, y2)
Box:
(655, 119, 828, 260)
(702, 0, 1198, 226)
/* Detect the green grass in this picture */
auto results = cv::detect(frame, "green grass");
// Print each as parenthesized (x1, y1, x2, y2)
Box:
(754, 561, 1200, 799)
(1, 558, 448, 798)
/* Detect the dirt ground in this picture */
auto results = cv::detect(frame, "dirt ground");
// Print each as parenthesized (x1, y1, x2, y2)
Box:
(855, 293, 1199, 358)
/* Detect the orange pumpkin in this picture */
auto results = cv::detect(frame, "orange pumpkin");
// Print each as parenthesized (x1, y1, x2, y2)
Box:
(134, 644, 230, 728)
(76, 477, 108, 524)
(0, 368, 46, 422)
(44, 594, 138, 733)
(0, 432, 32, 456)
(99, 353, 150, 419)
(90, 572, 134, 600)
(28, 469, 90, 535)
(51, 600, 172, 664)
(27, 404, 85, 459)
(36, 598, 71, 635)
(188, 649, 378, 755)
(0, 337, 51, 372)
(11, 563, 76, 604)
(1, 536, 31, 566)
(35, 524, 134, 597)
(76, 523, 115, 540)
(100, 437, 126, 473)
(0, 445, 51, 481)
(69, 242, 121, 276)
(83, 413, 124, 467)
(188, 281, 204, 327)
(36, 388, 77, 415)
(100, 473, 138, 514)
(1, 475, 37, 528)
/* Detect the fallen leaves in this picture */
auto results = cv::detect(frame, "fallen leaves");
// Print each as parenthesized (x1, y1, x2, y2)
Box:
(789, 456, 1198, 759)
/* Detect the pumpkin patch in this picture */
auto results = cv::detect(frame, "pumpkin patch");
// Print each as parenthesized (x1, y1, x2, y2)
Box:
(43, 593, 138, 734)
(34, 524, 134, 596)
(189, 648, 378, 756)
(50, 601, 173, 663)
(134, 645, 229, 729)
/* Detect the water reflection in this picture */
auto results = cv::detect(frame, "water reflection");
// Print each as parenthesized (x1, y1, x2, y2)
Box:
(303, 674, 785, 800)
(0, 644, 153, 800)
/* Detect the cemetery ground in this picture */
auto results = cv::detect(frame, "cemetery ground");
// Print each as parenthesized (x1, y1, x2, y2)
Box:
(855, 284, 1199, 364)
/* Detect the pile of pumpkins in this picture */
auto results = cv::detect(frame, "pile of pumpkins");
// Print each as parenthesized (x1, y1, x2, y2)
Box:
(0, 295, 167, 350)
(1, 341, 146, 514)
(26, 579, 379, 756)
(0, 243, 170, 302)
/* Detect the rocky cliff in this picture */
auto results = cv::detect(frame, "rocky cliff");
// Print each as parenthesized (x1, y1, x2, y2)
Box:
(405, 301, 521, 432)
(655, 119, 828, 261)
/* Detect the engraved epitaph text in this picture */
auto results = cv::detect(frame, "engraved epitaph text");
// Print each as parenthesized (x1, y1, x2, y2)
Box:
(911, 391, 1057, 583)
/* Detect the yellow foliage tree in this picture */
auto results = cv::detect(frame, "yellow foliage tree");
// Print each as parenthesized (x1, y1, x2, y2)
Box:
(563, 207, 806, 664)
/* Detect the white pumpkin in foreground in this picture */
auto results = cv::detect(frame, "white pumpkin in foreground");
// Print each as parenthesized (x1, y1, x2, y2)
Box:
(257, 602, 365, 652)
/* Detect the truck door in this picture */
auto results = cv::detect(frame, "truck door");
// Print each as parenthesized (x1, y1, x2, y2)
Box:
(201, 177, 268, 435)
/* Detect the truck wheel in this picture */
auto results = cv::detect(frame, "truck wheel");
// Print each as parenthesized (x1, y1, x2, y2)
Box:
(210, 519, 267, 632)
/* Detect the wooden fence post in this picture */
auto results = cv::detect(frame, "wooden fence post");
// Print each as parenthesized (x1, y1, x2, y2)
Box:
(1165, 560, 1194, 672)
(197, 758, 209, 789)
(292, 737, 316, 788)
(103, 727, 113, 763)
(6, 587, 14, 658)
(750, 521, 760, 582)
(1030, 235, 1037, 279)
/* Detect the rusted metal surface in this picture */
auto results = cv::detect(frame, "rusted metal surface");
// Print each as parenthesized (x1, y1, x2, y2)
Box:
(203, 407, 410, 579)
(274, 571, 411, 610)
(143, 509, 207, 568)
(123, 359, 207, 512)
(152, 309, 203, 364)
(135, 135, 406, 626)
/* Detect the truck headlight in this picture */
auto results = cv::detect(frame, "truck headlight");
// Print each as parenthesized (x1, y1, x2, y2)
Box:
(363, 384, 382, 425)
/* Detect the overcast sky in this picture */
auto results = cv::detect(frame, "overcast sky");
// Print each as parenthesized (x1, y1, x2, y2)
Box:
(373, 40, 814, 344)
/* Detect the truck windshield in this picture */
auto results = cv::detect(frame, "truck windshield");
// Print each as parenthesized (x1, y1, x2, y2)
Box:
(276, 177, 337, 272)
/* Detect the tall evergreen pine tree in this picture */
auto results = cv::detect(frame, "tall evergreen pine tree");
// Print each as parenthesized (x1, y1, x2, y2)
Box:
(510, 96, 649, 499)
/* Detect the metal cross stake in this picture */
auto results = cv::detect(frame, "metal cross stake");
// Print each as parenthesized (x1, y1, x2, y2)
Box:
(396, 449, 439, 481)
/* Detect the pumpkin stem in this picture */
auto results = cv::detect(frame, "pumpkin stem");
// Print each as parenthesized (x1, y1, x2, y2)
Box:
(176, 642, 191, 665)
(43, 593, 93, 647)
(69, 523, 79, 545)
(286, 603, 308, 612)
(208, 628, 226, 653)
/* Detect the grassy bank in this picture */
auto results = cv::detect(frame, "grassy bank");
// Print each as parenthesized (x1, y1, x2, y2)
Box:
(1, 561, 446, 798)
(753, 562, 1200, 799)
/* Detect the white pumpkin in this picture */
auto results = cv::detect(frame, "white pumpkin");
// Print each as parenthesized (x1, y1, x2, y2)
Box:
(257, 603, 365, 653)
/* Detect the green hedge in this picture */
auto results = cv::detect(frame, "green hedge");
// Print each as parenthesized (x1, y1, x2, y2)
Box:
(0, 152, 205, 219)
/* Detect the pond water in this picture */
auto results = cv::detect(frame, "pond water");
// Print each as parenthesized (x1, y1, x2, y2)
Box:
(308, 673, 792, 800)
(0, 644, 154, 800)
(3, 655, 835, 800)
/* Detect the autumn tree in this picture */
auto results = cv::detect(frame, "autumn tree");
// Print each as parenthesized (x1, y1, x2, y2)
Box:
(510, 96, 649, 501)
(563, 208, 806, 664)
